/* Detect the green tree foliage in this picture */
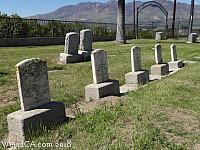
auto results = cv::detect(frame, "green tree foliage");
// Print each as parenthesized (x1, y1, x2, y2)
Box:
(0, 12, 126, 38)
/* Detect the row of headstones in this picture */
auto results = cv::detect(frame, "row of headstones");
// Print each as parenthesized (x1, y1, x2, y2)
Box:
(7, 44, 183, 144)
(60, 29, 93, 64)
(86, 43, 184, 100)
(155, 32, 198, 43)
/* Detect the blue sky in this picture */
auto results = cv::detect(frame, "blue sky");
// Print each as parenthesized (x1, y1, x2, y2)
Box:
(0, 0, 195, 17)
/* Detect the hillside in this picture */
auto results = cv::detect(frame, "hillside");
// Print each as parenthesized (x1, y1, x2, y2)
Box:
(28, 0, 200, 24)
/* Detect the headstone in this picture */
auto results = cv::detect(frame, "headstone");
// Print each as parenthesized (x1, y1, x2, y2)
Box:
(60, 32, 82, 63)
(168, 44, 183, 71)
(80, 29, 93, 51)
(188, 33, 198, 43)
(123, 46, 149, 91)
(155, 44, 163, 64)
(64, 32, 79, 54)
(91, 49, 109, 84)
(7, 58, 66, 144)
(155, 32, 163, 40)
(85, 49, 120, 101)
(131, 46, 141, 72)
(170, 44, 177, 62)
(16, 58, 50, 111)
(151, 44, 169, 77)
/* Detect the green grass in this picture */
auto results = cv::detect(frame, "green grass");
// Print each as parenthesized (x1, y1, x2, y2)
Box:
(0, 39, 200, 149)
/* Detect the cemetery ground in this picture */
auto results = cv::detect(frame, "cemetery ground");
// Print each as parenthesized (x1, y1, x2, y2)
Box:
(0, 39, 200, 149)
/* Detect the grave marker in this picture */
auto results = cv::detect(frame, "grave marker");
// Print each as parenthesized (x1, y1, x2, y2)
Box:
(91, 49, 109, 84)
(168, 44, 183, 71)
(16, 59, 50, 111)
(151, 44, 169, 76)
(80, 29, 93, 51)
(60, 32, 82, 63)
(131, 46, 141, 72)
(7, 58, 66, 144)
(85, 49, 120, 101)
(123, 46, 149, 91)
(155, 44, 163, 64)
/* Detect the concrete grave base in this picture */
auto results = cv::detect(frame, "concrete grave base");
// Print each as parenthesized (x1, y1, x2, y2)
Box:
(7, 102, 66, 144)
(120, 84, 138, 94)
(60, 53, 82, 64)
(85, 80, 120, 101)
(78, 50, 92, 62)
(168, 60, 183, 71)
(151, 64, 169, 76)
(125, 70, 149, 86)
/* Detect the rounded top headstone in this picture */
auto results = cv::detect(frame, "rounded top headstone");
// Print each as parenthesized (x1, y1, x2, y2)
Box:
(171, 44, 176, 49)
(170, 44, 177, 61)
(16, 58, 45, 68)
(91, 49, 109, 84)
(131, 46, 141, 72)
(155, 44, 163, 64)
(66, 32, 78, 36)
(155, 44, 161, 49)
(16, 58, 51, 111)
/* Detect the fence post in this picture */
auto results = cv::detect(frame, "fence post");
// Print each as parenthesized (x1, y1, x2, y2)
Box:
(82, 22, 84, 29)
(52, 28, 54, 37)
(104, 23, 107, 35)
(8, 17, 11, 38)
(177, 21, 180, 40)
(151, 21, 154, 39)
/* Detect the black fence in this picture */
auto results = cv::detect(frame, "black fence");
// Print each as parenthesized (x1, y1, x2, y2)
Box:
(0, 16, 200, 39)
(137, 20, 200, 39)
(0, 17, 135, 38)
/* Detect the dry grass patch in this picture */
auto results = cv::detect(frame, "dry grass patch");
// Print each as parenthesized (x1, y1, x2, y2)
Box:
(150, 107, 200, 146)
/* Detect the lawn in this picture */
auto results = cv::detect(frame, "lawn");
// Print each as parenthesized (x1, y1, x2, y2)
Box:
(0, 39, 200, 149)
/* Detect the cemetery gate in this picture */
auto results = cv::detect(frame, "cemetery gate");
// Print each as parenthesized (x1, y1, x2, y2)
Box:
(136, 1, 168, 39)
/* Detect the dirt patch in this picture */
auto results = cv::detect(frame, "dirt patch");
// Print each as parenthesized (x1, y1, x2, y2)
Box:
(194, 144, 200, 150)
(66, 96, 124, 118)
(0, 85, 18, 108)
(150, 107, 200, 146)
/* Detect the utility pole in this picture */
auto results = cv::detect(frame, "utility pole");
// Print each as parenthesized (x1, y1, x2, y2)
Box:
(172, 0, 176, 38)
(133, 0, 136, 38)
(188, 0, 195, 34)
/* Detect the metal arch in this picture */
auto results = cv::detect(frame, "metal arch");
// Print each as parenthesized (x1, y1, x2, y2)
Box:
(136, 1, 168, 39)
(137, 1, 168, 16)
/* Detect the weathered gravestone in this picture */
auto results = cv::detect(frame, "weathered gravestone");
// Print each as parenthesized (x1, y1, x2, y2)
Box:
(7, 58, 66, 143)
(168, 44, 183, 71)
(78, 29, 93, 61)
(125, 46, 149, 86)
(60, 32, 82, 63)
(187, 33, 198, 43)
(155, 32, 164, 41)
(85, 49, 120, 101)
(80, 29, 93, 52)
(151, 44, 169, 76)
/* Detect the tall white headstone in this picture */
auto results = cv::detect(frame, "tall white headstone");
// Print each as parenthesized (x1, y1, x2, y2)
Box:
(170, 44, 177, 62)
(91, 49, 109, 84)
(16, 58, 50, 111)
(131, 46, 141, 72)
(155, 44, 163, 64)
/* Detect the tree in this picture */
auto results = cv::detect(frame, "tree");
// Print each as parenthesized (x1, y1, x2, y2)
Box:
(116, 0, 126, 44)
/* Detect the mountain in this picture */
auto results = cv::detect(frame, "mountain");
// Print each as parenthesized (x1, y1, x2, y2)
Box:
(28, 0, 200, 24)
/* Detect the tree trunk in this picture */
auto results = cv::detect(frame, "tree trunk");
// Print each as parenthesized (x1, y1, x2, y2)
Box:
(189, 0, 195, 34)
(116, 0, 126, 44)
